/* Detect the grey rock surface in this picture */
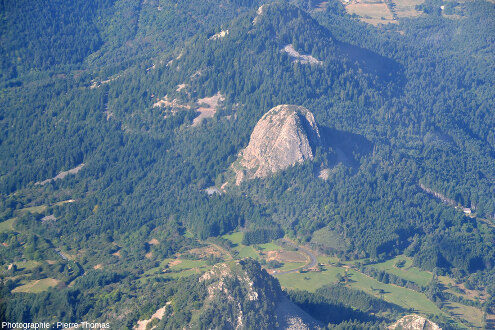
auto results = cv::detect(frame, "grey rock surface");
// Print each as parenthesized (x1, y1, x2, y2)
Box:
(234, 105, 320, 184)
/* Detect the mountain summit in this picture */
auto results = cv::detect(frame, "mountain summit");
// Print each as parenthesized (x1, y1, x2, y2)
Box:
(233, 105, 321, 184)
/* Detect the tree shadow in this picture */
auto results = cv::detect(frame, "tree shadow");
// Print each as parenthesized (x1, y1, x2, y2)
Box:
(335, 40, 406, 87)
(319, 126, 373, 168)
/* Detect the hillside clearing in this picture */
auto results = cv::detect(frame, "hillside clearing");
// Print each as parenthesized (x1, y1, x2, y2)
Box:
(12, 278, 60, 293)
(0, 218, 16, 233)
(372, 255, 433, 286)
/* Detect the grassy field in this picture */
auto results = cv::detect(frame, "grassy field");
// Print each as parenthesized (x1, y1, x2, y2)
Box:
(276, 267, 343, 292)
(163, 267, 209, 279)
(275, 262, 306, 272)
(12, 278, 60, 293)
(141, 258, 211, 281)
(15, 260, 42, 271)
(346, 269, 444, 316)
(278, 263, 444, 317)
(143, 258, 174, 275)
(161, 259, 211, 279)
(233, 245, 259, 258)
(221, 232, 259, 259)
(256, 242, 280, 251)
(183, 230, 194, 238)
(222, 232, 243, 245)
(170, 259, 207, 270)
(0, 201, 76, 234)
(317, 256, 340, 264)
(0, 217, 16, 233)
(372, 255, 433, 286)
(444, 301, 484, 329)
(20, 205, 47, 214)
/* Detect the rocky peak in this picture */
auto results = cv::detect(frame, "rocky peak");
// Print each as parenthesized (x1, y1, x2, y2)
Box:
(232, 105, 320, 184)
(388, 314, 441, 330)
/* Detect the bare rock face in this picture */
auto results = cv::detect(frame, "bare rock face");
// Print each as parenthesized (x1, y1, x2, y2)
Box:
(233, 105, 320, 184)
(388, 314, 442, 330)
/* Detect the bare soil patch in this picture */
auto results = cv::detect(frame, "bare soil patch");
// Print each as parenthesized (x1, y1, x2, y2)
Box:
(94, 264, 103, 270)
(89, 74, 121, 89)
(176, 83, 188, 92)
(209, 30, 229, 40)
(36, 164, 85, 185)
(153, 95, 191, 109)
(135, 302, 170, 330)
(282, 44, 322, 65)
(267, 250, 308, 263)
(153, 95, 192, 119)
(168, 259, 182, 267)
(148, 238, 159, 245)
(318, 168, 330, 180)
(192, 92, 225, 126)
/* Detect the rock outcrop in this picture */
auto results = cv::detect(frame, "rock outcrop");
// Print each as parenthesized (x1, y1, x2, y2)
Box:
(199, 260, 322, 330)
(388, 314, 441, 330)
(233, 105, 320, 184)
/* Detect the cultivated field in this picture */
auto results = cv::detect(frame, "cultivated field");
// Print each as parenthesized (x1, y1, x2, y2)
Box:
(346, 0, 395, 25)
(344, 0, 422, 25)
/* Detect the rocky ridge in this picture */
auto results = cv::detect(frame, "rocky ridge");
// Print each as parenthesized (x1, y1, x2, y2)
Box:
(388, 314, 441, 330)
(233, 105, 321, 184)
(199, 260, 321, 330)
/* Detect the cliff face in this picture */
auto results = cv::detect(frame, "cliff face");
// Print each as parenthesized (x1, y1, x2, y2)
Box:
(234, 105, 320, 184)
